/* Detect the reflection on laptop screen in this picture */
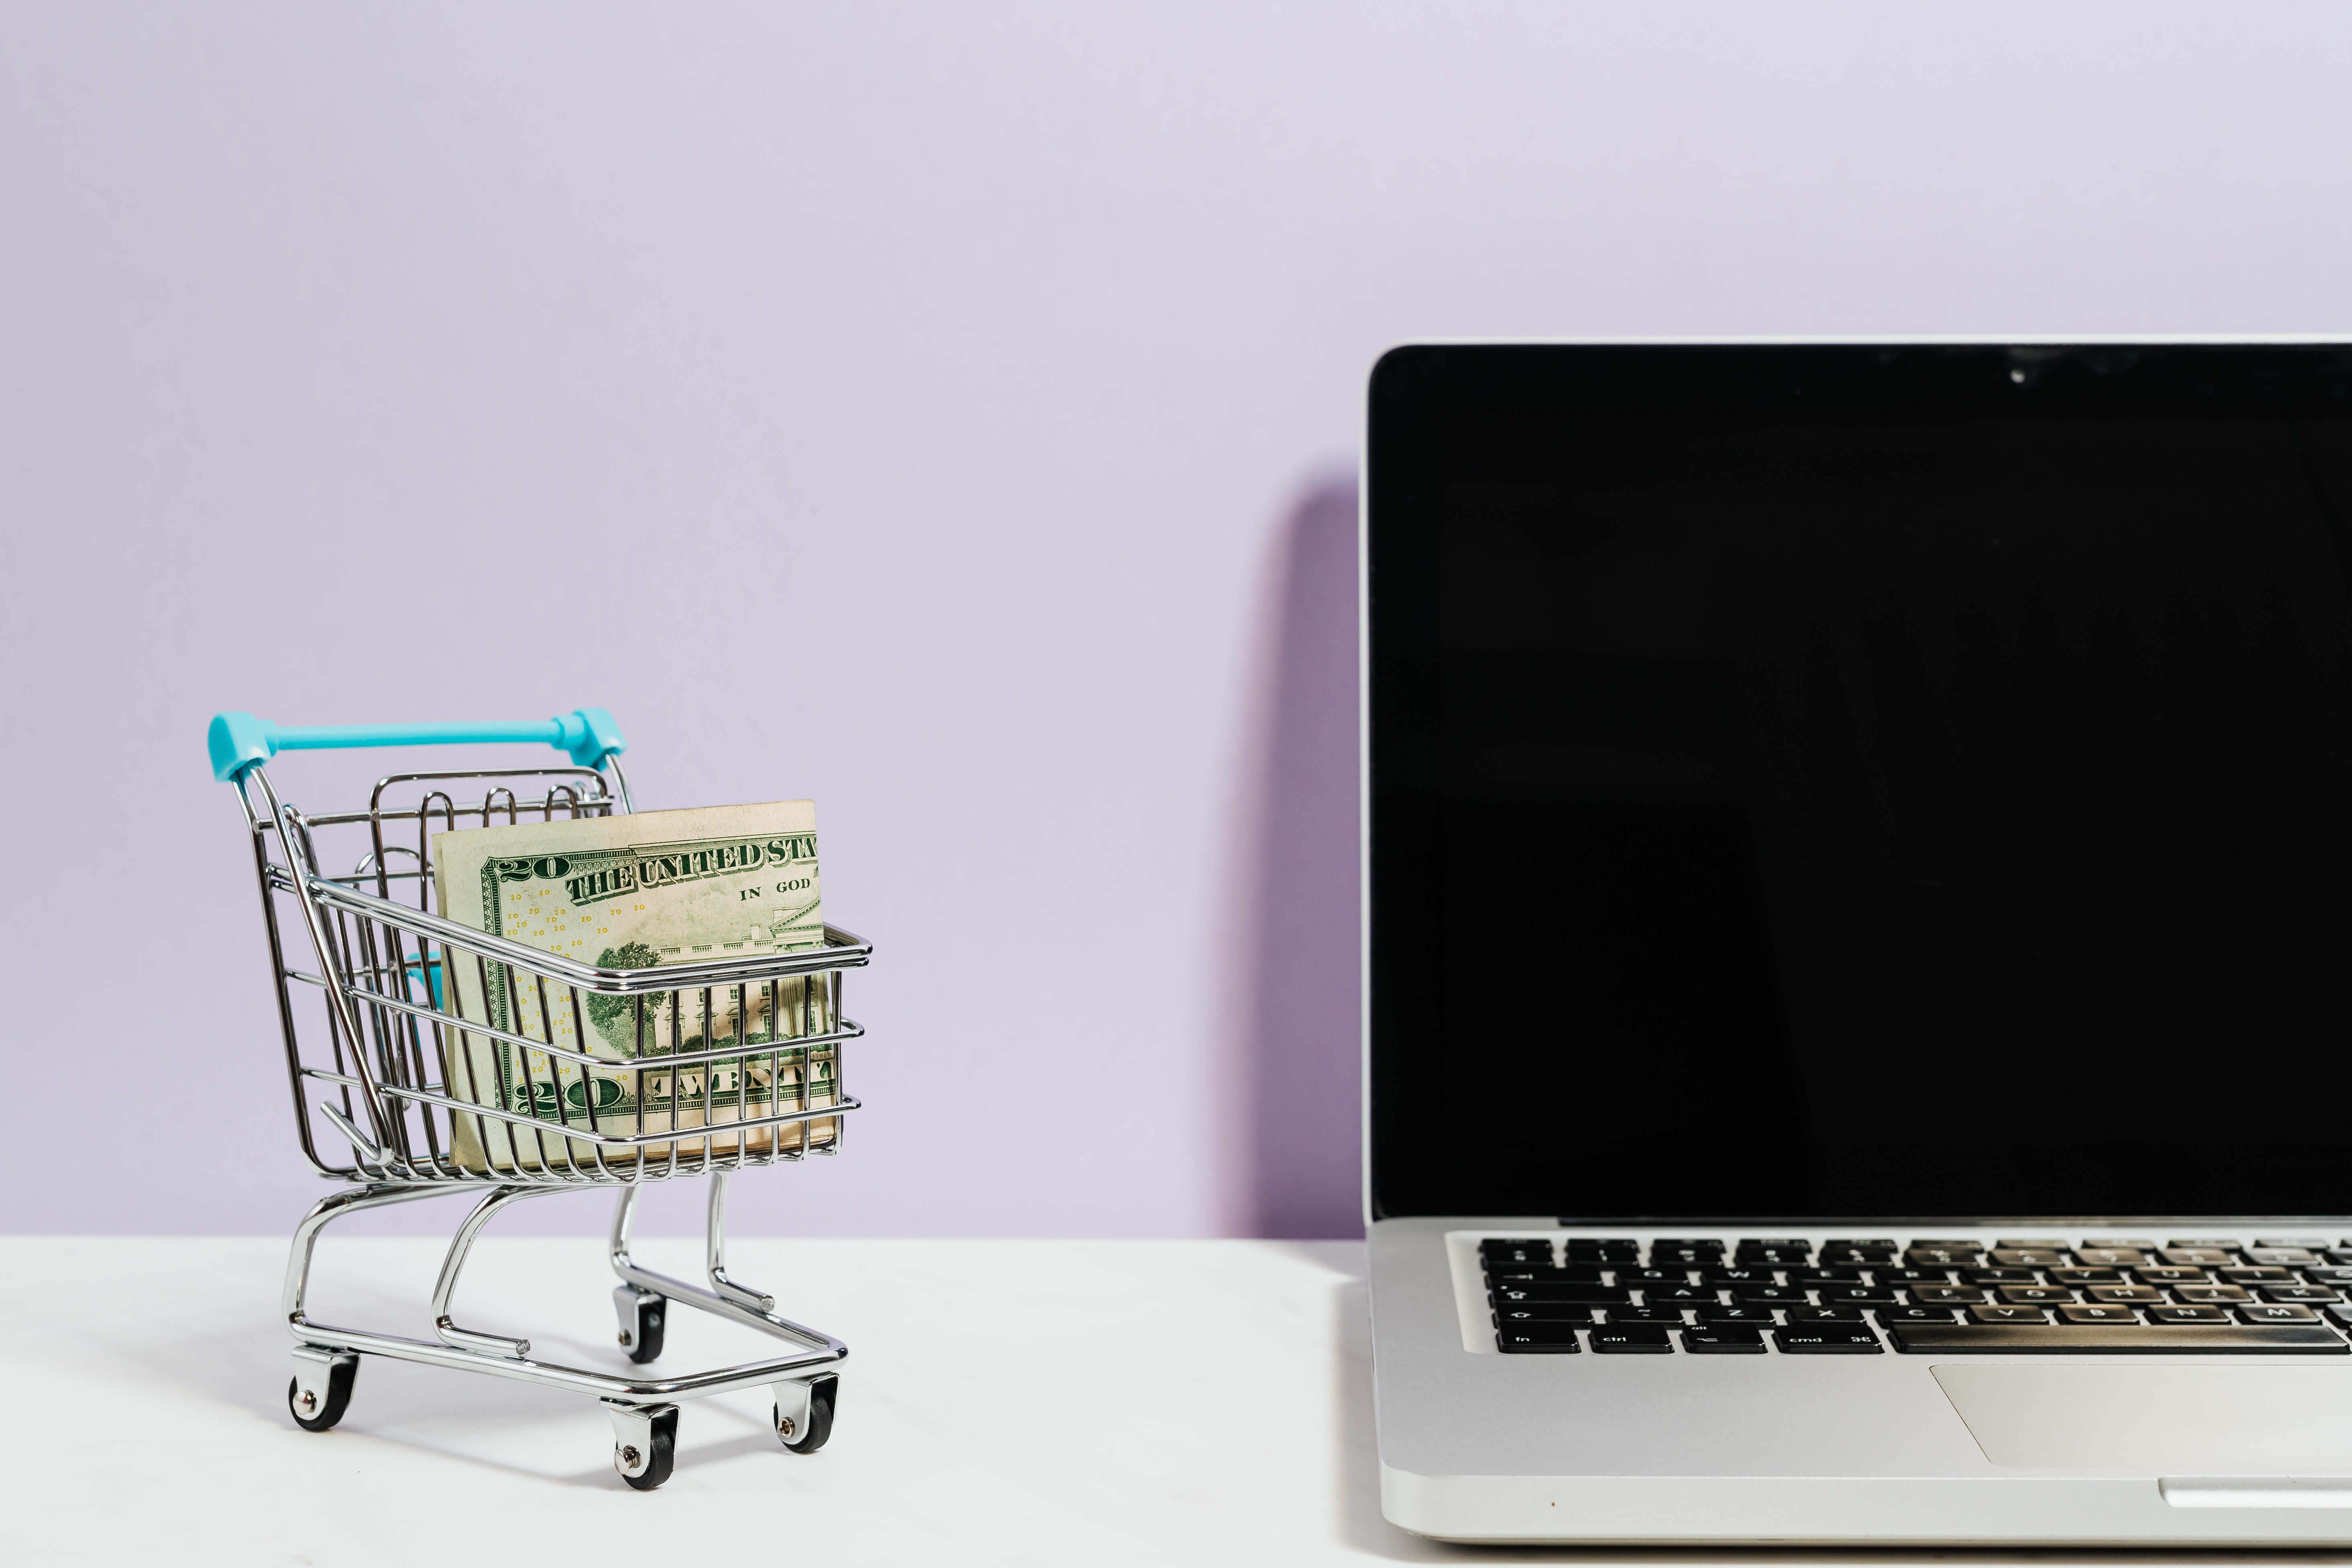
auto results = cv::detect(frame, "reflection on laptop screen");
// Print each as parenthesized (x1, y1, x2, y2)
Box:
(1368, 346, 2352, 1220)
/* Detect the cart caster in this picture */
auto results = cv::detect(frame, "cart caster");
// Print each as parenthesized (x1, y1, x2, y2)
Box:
(288, 1349, 357, 1432)
(614, 1284, 666, 1365)
(607, 1402, 678, 1490)
(775, 1374, 837, 1454)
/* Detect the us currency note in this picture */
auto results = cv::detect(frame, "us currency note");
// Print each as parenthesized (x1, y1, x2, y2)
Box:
(426, 801, 837, 1173)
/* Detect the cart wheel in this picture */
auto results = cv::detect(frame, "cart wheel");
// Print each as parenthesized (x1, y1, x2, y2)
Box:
(620, 1292, 666, 1365)
(780, 1375, 836, 1455)
(616, 1406, 677, 1491)
(287, 1359, 356, 1433)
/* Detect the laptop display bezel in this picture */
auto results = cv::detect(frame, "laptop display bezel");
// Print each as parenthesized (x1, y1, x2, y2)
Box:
(1362, 339, 2352, 1224)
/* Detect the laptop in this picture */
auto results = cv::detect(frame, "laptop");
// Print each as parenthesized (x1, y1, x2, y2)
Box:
(1362, 341, 2352, 1544)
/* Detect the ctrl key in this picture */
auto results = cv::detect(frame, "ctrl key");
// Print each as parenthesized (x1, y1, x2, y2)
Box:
(1588, 1325, 1674, 1354)
(1775, 1325, 1883, 1354)
(1497, 1324, 1582, 1353)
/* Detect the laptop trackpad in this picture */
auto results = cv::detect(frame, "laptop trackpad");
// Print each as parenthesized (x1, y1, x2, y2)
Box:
(1935, 1365, 2352, 1471)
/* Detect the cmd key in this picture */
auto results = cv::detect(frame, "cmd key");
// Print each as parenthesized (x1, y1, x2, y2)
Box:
(1775, 1325, 1882, 1354)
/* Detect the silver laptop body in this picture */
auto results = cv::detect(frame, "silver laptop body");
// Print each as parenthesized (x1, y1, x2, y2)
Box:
(1362, 342, 2352, 1544)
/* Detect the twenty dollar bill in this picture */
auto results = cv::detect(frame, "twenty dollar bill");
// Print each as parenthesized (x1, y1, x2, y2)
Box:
(427, 800, 837, 1173)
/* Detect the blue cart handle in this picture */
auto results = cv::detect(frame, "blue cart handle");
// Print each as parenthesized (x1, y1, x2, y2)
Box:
(208, 708, 626, 782)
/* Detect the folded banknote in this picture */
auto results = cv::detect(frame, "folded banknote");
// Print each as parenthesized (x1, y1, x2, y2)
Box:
(425, 800, 837, 1173)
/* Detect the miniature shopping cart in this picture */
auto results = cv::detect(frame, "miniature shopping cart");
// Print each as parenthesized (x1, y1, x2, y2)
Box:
(210, 708, 868, 1489)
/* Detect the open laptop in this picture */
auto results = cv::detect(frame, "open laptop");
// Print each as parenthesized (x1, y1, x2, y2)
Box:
(1363, 341, 2352, 1545)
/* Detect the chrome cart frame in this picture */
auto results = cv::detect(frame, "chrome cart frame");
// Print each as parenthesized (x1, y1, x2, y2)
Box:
(211, 709, 869, 1488)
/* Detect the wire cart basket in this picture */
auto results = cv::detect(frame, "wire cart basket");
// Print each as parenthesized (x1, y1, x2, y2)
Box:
(209, 707, 868, 1489)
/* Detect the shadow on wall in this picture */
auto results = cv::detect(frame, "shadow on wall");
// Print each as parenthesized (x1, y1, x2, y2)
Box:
(1244, 476, 1363, 1240)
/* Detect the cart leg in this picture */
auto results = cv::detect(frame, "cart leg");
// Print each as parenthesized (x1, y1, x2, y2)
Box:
(613, 1284, 666, 1364)
(605, 1400, 679, 1490)
(289, 1345, 358, 1432)
(608, 1183, 646, 1280)
(704, 1171, 774, 1312)
(772, 1373, 838, 1454)
(286, 1183, 449, 1329)
(430, 1184, 564, 1357)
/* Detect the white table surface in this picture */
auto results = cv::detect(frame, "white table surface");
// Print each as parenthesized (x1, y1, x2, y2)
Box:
(11, 1235, 2342, 1566)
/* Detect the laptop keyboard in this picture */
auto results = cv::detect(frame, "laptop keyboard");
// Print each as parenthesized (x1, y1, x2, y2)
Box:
(1481, 1235, 2352, 1354)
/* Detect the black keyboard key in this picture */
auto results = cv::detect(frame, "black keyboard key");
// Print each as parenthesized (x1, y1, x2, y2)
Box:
(1589, 1325, 1673, 1353)
(2169, 1238, 2242, 1248)
(1906, 1247, 1982, 1267)
(2326, 1249, 2352, 1267)
(1696, 1267, 1775, 1284)
(2082, 1237, 2161, 1249)
(1481, 1239, 1556, 1264)
(2242, 1304, 2323, 1324)
(1996, 1286, 2074, 1305)
(1616, 1266, 1692, 1282)
(1603, 1307, 1690, 1323)
(1880, 1267, 1956, 1284)
(1876, 1306, 1960, 1324)
(1819, 1245, 1898, 1266)
(2255, 1237, 2330, 1250)
(2263, 1285, 2343, 1304)
(1963, 1269, 2041, 1284)
(1734, 1246, 1811, 1266)
(1485, 1265, 1610, 1286)
(2221, 1267, 2297, 1283)
(2086, 1285, 2164, 1304)
(2328, 1304, 2352, 1329)
(1775, 1325, 1882, 1354)
(1786, 1307, 1865, 1323)
(2057, 1304, 2139, 1324)
(1792, 1269, 1863, 1285)
(1639, 1285, 1720, 1304)
(1816, 1286, 1900, 1306)
(1683, 1327, 1766, 1354)
(2049, 1268, 2124, 1286)
(1493, 1304, 1594, 1323)
(2148, 1305, 2232, 1324)
(1989, 1248, 2069, 1267)
(1563, 1241, 1640, 1263)
(2247, 1248, 2321, 1267)
(1735, 1286, 1810, 1306)
(2304, 1268, 2352, 1285)
(1969, 1304, 2048, 1324)
(2159, 1247, 2236, 1266)
(1909, 1285, 1988, 1304)
(2175, 1285, 2251, 1304)
(1890, 1323, 2348, 1353)
(1497, 1325, 1582, 1353)
(1647, 1242, 1725, 1264)
(1491, 1284, 1629, 1305)
(2071, 1248, 2151, 1268)
(1697, 1306, 1777, 1326)
(2133, 1267, 2210, 1286)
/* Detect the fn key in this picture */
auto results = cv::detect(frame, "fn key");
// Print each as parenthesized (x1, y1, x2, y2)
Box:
(1497, 1325, 1581, 1353)
(1775, 1325, 1882, 1354)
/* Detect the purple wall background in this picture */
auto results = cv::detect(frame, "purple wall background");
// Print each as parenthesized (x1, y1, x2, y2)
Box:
(6, 2, 2352, 1236)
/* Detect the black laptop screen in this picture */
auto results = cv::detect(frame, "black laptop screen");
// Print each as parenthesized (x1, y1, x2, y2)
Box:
(1367, 344, 2352, 1221)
